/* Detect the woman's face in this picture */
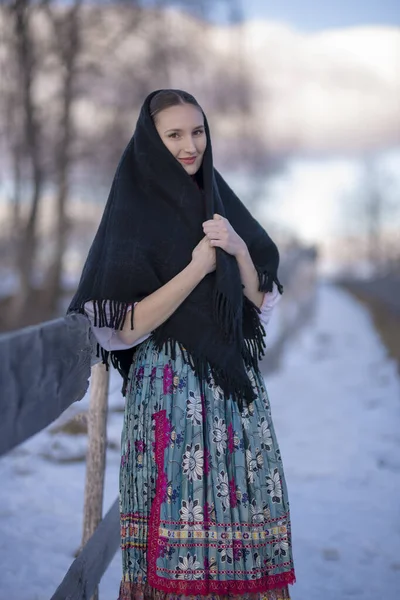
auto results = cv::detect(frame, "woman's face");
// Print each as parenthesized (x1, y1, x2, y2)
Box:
(154, 103, 207, 175)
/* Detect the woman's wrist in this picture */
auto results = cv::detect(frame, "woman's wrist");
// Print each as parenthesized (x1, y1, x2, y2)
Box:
(188, 258, 209, 281)
(235, 244, 264, 307)
(235, 241, 250, 261)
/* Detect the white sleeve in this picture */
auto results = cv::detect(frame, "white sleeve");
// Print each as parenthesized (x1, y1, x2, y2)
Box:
(84, 301, 150, 351)
(258, 284, 281, 329)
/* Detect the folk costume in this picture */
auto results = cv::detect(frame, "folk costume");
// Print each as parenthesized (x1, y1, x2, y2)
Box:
(68, 90, 295, 600)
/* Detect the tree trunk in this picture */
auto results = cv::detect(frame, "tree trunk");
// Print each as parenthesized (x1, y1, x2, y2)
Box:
(44, 0, 82, 315)
(7, 0, 44, 328)
(11, 142, 23, 235)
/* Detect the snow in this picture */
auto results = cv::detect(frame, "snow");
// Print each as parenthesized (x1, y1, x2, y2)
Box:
(0, 284, 399, 599)
(268, 285, 400, 599)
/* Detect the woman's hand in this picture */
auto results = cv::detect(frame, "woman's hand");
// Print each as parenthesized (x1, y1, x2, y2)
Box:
(191, 235, 216, 276)
(202, 214, 247, 257)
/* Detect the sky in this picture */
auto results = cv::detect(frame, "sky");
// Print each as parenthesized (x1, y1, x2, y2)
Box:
(207, 0, 400, 30)
(143, 0, 400, 30)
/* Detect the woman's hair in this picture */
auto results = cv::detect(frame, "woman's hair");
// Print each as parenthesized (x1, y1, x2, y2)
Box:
(149, 89, 202, 121)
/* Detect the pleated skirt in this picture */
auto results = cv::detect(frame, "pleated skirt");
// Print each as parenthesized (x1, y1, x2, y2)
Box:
(118, 338, 295, 600)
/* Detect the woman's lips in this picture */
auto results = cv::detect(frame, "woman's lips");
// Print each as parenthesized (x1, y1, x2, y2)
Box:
(179, 157, 197, 165)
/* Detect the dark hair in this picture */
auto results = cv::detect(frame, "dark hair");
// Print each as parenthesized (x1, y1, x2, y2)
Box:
(149, 89, 202, 121)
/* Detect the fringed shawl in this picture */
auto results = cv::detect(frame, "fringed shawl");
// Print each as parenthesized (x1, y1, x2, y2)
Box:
(68, 90, 282, 408)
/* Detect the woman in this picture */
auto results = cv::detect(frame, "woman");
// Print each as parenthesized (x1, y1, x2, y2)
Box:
(69, 89, 295, 600)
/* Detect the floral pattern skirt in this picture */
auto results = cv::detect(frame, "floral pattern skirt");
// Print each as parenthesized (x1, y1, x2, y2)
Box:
(118, 338, 295, 600)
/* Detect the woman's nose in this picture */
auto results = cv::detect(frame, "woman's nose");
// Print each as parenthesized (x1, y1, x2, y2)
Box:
(183, 136, 196, 154)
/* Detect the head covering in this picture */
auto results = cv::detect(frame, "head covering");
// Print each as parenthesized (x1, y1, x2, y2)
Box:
(68, 89, 282, 408)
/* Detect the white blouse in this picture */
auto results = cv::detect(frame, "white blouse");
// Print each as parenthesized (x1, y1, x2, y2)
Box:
(84, 284, 281, 353)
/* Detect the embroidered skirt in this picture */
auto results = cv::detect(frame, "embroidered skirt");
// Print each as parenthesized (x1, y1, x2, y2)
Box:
(118, 338, 295, 600)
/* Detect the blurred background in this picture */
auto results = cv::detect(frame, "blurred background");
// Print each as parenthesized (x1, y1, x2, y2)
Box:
(0, 1, 399, 599)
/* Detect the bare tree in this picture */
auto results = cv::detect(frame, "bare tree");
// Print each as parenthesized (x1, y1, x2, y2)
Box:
(6, 0, 46, 326)
(341, 156, 399, 277)
(361, 158, 399, 274)
(0, 29, 24, 239)
(42, 0, 83, 313)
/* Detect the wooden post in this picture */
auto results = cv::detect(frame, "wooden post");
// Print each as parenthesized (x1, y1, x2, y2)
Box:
(81, 362, 110, 600)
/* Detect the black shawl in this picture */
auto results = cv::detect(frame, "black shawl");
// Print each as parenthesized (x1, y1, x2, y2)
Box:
(68, 90, 282, 408)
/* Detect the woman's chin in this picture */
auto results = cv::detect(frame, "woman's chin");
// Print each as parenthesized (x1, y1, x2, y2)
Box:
(182, 162, 200, 176)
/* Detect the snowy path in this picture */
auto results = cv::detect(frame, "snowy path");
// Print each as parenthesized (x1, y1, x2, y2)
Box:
(0, 285, 399, 599)
(268, 285, 400, 599)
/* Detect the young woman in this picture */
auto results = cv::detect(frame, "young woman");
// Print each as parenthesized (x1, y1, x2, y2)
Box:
(69, 89, 295, 600)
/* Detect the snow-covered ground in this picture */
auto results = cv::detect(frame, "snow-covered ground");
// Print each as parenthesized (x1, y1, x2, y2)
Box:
(0, 284, 399, 599)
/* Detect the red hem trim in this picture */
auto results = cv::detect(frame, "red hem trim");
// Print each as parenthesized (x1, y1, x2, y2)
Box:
(147, 409, 296, 595)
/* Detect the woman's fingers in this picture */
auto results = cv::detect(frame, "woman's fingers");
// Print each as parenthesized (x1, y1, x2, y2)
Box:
(205, 230, 228, 241)
(203, 225, 221, 233)
(202, 221, 218, 231)
(203, 218, 228, 242)
(203, 222, 227, 236)
(203, 216, 226, 228)
(202, 216, 241, 256)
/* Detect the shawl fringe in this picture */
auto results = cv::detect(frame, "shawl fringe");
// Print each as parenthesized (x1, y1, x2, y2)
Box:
(213, 288, 241, 342)
(75, 285, 278, 408)
(91, 299, 133, 331)
(94, 332, 263, 412)
(151, 334, 257, 412)
(243, 298, 267, 365)
(70, 298, 134, 331)
(257, 269, 284, 295)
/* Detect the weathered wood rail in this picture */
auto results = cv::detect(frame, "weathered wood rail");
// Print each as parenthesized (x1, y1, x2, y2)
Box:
(51, 499, 120, 600)
(0, 313, 120, 599)
(0, 313, 92, 457)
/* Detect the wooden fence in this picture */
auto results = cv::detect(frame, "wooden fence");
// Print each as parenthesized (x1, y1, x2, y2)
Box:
(0, 247, 318, 598)
(0, 313, 122, 599)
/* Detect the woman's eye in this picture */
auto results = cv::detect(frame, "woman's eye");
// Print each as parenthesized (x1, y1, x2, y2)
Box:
(168, 133, 179, 139)
(194, 129, 204, 136)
